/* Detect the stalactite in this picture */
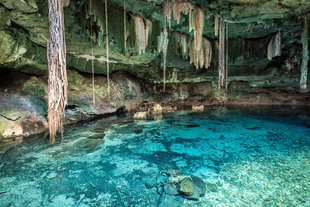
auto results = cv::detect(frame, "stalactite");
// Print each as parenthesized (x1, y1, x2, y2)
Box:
(188, 8, 193, 32)
(163, 0, 172, 29)
(203, 38, 212, 69)
(218, 17, 225, 89)
(86, 0, 105, 33)
(47, 0, 68, 143)
(145, 19, 152, 49)
(124, 0, 127, 51)
(274, 30, 281, 57)
(180, 34, 188, 59)
(189, 36, 212, 69)
(185, 5, 206, 70)
(193, 7, 204, 51)
(214, 14, 219, 36)
(157, 31, 169, 53)
(105, 0, 110, 97)
(172, 0, 192, 24)
(157, 32, 164, 53)
(173, 0, 183, 24)
(172, 32, 188, 60)
(133, 15, 151, 55)
(300, 17, 309, 90)
(267, 30, 281, 60)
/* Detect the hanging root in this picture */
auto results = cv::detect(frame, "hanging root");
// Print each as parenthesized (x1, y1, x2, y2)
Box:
(90, 0, 95, 106)
(163, 26, 168, 92)
(105, 0, 110, 97)
(162, 0, 172, 92)
(124, 0, 127, 51)
(47, 0, 68, 143)
(218, 16, 225, 89)
(225, 22, 228, 91)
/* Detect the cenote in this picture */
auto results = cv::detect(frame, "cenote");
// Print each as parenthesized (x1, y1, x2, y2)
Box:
(1, 0, 310, 206)
(0, 106, 310, 206)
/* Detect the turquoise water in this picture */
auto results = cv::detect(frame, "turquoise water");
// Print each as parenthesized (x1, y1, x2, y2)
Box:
(0, 107, 309, 206)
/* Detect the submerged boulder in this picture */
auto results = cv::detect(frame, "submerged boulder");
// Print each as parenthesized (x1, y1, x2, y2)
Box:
(133, 111, 147, 119)
(158, 193, 184, 207)
(178, 177, 195, 196)
(134, 128, 143, 134)
(87, 133, 105, 139)
(189, 176, 207, 200)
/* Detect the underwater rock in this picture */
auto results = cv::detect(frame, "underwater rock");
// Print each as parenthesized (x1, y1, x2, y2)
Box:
(175, 175, 206, 200)
(155, 169, 206, 200)
(87, 133, 105, 139)
(153, 103, 163, 114)
(134, 128, 143, 134)
(133, 111, 147, 119)
(158, 193, 184, 207)
(91, 128, 105, 133)
(162, 105, 177, 113)
(157, 175, 168, 185)
(206, 182, 218, 192)
(188, 176, 207, 199)
(186, 124, 200, 128)
(246, 126, 262, 130)
(178, 177, 194, 196)
(145, 178, 157, 189)
(164, 183, 179, 195)
(166, 169, 181, 177)
(192, 105, 204, 112)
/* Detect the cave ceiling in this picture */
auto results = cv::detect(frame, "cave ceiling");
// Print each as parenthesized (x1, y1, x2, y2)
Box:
(0, 0, 309, 77)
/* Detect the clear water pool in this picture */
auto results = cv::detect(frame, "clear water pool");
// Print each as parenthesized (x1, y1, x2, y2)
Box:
(0, 106, 309, 206)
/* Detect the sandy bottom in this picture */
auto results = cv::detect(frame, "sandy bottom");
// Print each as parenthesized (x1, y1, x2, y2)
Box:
(0, 107, 309, 206)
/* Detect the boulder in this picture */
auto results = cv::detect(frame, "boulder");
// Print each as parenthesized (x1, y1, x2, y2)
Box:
(87, 133, 105, 139)
(188, 176, 207, 200)
(0, 92, 47, 140)
(153, 103, 163, 114)
(178, 177, 194, 196)
(164, 183, 179, 195)
(177, 175, 206, 200)
(134, 128, 143, 134)
(133, 111, 147, 119)
(192, 105, 204, 112)
(158, 193, 184, 207)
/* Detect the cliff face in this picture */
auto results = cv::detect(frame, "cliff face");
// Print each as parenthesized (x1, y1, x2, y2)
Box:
(0, 0, 309, 140)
